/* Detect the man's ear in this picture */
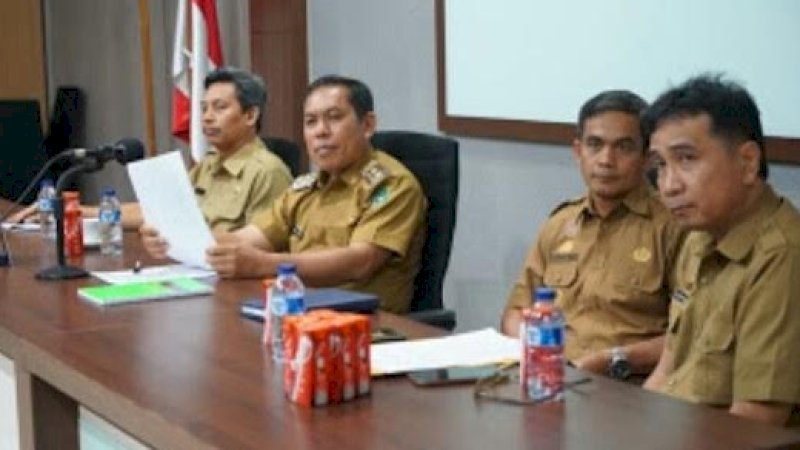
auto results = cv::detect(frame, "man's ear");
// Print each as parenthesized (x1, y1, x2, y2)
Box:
(245, 107, 260, 128)
(737, 140, 761, 185)
(362, 111, 377, 141)
(571, 138, 582, 162)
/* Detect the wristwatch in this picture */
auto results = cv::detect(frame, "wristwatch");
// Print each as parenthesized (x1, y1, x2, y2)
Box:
(608, 347, 632, 380)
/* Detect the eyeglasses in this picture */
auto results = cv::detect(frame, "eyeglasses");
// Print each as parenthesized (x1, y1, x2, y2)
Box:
(473, 364, 592, 406)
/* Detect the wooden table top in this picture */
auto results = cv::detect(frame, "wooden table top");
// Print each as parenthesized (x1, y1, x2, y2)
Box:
(2, 225, 800, 449)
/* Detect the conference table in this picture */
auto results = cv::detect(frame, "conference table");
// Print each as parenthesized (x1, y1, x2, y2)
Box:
(2, 223, 800, 449)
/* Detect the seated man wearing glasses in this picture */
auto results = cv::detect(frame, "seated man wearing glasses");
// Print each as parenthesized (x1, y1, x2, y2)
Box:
(501, 90, 684, 381)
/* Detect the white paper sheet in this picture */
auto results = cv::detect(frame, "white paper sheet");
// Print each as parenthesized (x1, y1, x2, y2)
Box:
(1, 222, 40, 232)
(370, 328, 521, 375)
(91, 264, 216, 284)
(127, 151, 213, 268)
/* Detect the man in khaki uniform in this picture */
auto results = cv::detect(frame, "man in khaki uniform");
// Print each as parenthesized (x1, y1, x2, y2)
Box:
(644, 75, 800, 426)
(145, 67, 291, 232)
(147, 75, 426, 313)
(502, 90, 683, 379)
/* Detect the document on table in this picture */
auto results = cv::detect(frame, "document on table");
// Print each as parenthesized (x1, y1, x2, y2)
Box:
(370, 328, 521, 375)
(1, 222, 40, 232)
(127, 151, 213, 268)
(91, 264, 216, 284)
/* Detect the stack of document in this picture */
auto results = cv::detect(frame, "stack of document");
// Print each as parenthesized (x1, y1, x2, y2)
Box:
(1, 222, 40, 232)
(91, 264, 215, 284)
(370, 328, 520, 375)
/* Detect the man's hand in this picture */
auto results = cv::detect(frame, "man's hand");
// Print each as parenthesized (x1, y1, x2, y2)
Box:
(206, 232, 267, 278)
(139, 224, 169, 259)
(8, 204, 38, 223)
(573, 350, 611, 375)
(501, 308, 523, 338)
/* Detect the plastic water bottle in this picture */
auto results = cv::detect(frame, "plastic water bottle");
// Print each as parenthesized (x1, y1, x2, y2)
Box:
(98, 188, 122, 255)
(271, 263, 306, 364)
(37, 179, 56, 240)
(523, 286, 565, 401)
(278, 263, 306, 315)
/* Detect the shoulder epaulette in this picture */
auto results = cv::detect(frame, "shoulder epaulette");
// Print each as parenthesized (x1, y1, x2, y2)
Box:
(549, 196, 585, 217)
(291, 172, 318, 191)
(361, 160, 391, 189)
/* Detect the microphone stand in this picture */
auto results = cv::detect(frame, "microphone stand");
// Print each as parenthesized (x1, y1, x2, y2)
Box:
(36, 158, 104, 280)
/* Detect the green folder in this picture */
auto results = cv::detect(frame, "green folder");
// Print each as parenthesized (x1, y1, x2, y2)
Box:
(78, 277, 213, 306)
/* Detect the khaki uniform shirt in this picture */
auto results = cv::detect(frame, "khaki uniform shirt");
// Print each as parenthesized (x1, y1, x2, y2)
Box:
(190, 138, 292, 232)
(251, 149, 426, 314)
(659, 186, 800, 409)
(506, 184, 683, 362)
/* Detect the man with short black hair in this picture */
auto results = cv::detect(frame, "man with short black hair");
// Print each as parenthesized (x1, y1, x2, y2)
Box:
(502, 90, 683, 379)
(184, 66, 291, 231)
(644, 75, 800, 426)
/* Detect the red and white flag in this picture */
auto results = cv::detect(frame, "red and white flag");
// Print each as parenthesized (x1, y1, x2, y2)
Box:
(171, 0, 223, 163)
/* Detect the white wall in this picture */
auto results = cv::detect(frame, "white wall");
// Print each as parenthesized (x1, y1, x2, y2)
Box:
(308, 0, 800, 332)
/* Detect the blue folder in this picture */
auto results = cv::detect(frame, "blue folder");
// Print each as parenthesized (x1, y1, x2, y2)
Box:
(240, 287, 379, 321)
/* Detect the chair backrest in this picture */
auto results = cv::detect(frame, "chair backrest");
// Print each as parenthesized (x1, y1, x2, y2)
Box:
(45, 86, 86, 191)
(371, 131, 459, 312)
(0, 100, 45, 203)
(44, 86, 86, 158)
(261, 136, 303, 177)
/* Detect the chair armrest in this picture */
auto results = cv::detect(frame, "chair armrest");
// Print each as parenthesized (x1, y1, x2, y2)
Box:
(407, 309, 456, 331)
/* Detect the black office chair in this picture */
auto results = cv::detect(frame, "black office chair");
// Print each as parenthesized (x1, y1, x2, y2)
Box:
(371, 131, 459, 330)
(261, 136, 303, 177)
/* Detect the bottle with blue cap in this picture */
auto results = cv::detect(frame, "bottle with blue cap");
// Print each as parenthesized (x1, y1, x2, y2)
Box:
(37, 179, 56, 240)
(522, 286, 565, 401)
(98, 187, 122, 255)
(270, 263, 305, 364)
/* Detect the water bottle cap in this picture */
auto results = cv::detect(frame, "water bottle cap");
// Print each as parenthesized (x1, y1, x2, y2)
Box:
(41, 179, 54, 187)
(102, 187, 116, 197)
(534, 286, 556, 302)
(277, 262, 297, 275)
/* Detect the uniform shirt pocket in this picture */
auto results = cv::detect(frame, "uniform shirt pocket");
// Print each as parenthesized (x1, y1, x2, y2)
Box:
(199, 181, 250, 231)
(543, 262, 578, 310)
(694, 307, 735, 403)
(543, 262, 578, 287)
(608, 256, 668, 320)
(611, 256, 664, 298)
(212, 189, 249, 222)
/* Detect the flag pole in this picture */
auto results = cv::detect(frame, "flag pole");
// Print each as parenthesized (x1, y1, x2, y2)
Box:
(137, 0, 157, 157)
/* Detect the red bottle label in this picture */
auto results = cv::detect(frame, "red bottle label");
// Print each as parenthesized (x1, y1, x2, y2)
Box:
(63, 196, 83, 258)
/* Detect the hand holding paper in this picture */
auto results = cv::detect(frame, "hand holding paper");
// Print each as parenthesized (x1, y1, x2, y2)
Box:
(140, 223, 170, 259)
(206, 231, 272, 278)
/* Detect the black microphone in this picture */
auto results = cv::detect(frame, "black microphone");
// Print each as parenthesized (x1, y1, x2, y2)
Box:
(66, 138, 145, 165)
